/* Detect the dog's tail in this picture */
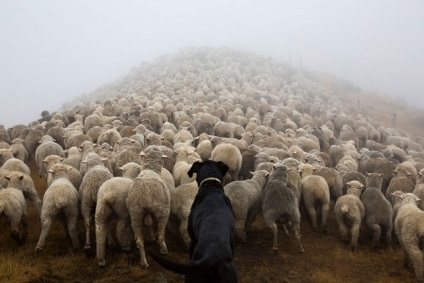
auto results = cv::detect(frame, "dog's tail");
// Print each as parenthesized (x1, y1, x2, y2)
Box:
(147, 250, 210, 275)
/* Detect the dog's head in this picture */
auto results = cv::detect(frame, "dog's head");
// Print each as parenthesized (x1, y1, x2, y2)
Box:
(187, 160, 229, 187)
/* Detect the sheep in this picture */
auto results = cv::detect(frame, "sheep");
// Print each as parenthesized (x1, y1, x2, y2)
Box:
(168, 181, 198, 248)
(360, 173, 393, 250)
(172, 146, 200, 187)
(262, 163, 304, 252)
(9, 138, 29, 163)
(385, 175, 415, 204)
(314, 166, 343, 202)
(0, 148, 14, 166)
(334, 181, 365, 251)
(79, 153, 114, 250)
(413, 168, 424, 210)
(62, 146, 82, 170)
(224, 170, 270, 242)
(393, 193, 424, 281)
(299, 163, 330, 232)
(126, 145, 170, 267)
(95, 176, 134, 266)
(0, 186, 28, 244)
(35, 163, 80, 252)
(2, 172, 42, 215)
(342, 172, 367, 195)
(1, 158, 31, 175)
(35, 135, 65, 179)
(211, 142, 242, 185)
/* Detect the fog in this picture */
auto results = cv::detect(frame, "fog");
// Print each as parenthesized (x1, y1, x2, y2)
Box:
(1, 0, 423, 128)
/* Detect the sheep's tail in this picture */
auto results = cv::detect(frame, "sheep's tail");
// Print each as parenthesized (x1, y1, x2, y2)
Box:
(341, 204, 349, 214)
(55, 196, 67, 209)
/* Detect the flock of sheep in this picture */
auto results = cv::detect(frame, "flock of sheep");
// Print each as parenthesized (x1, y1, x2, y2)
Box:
(1, 47, 424, 281)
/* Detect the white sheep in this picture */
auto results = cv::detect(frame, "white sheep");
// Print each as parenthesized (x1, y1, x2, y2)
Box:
(393, 193, 424, 282)
(126, 145, 170, 267)
(224, 170, 269, 242)
(35, 163, 80, 252)
(334, 180, 365, 251)
(300, 163, 330, 232)
(168, 181, 198, 248)
(95, 176, 134, 267)
(2, 171, 42, 216)
(0, 186, 28, 244)
(79, 153, 113, 250)
(413, 168, 424, 210)
(211, 142, 242, 185)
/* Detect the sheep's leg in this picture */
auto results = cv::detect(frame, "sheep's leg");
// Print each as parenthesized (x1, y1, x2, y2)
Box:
(106, 224, 115, 247)
(20, 212, 28, 243)
(130, 209, 148, 267)
(338, 220, 349, 243)
(67, 215, 79, 250)
(36, 216, 52, 252)
(406, 245, 423, 281)
(370, 224, 381, 250)
(235, 218, 247, 243)
(9, 217, 22, 244)
(350, 223, 360, 251)
(402, 246, 409, 267)
(156, 216, 168, 255)
(116, 218, 132, 252)
(179, 218, 191, 249)
(294, 226, 305, 253)
(321, 203, 329, 232)
(271, 222, 278, 250)
(81, 199, 93, 250)
(306, 206, 318, 230)
(144, 214, 155, 242)
(383, 226, 392, 249)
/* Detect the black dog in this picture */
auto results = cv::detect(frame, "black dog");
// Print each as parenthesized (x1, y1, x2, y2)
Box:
(148, 160, 238, 283)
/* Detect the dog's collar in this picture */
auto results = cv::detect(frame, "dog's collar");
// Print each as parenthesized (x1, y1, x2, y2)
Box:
(199, 177, 222, 187)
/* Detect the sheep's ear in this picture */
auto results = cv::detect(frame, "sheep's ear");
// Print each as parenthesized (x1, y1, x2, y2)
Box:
(346, 183, 351, 188)
(265, 172, 270, 177)
(359, 184, 364, 190)
(187, 161, 202, 177)
(48, 169, 54, 173)
(406, 171, 412, 176)
(365, 172, 370, 177)
(43, 160, 48, 164)
(162, 154, 168, 159)
(418, 172, 423, 177)
(4, 176, 11, 181)
(416, 198, 421, 204)
(378, 173, 383, 178)
(139, 151, 145, 157)
(216, 161, 230, 176)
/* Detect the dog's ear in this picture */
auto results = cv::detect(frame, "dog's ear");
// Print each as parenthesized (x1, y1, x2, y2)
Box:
(188, 160, 202, 178)
(216, 161, 230, 176)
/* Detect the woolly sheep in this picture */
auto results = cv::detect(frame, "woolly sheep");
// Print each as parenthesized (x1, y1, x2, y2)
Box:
(334, 181, 365, 251)
(0, 186, 28, 244)
(95, 176, 134, 266)
(35, 135, 65, 178)
(262, 164, 304, 252)
(314, 166, 343, 202)
(9, 138, 29, 163)
(126, 145, 170, 267)
(393, 193, 424, 281)
(172, 146, 200, 187)
(35, 163, 80, 252)
(2, 171, 42, 215)
(211, 142, 242, 185)
(79, 153, 114, 250)
(224, 170, 269, 242)
(413, 168, 424, 210)
(361, 173, 393, 250)
(1, 158, 31, 175)
(299, 163, 330, 232)
(168, 181, 198, 248)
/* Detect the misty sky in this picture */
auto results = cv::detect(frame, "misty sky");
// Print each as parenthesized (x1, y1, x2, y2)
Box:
(1, 1, 423, 128)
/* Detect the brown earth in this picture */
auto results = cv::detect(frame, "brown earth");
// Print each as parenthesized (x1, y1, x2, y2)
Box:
(0, 161, 417, 283)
